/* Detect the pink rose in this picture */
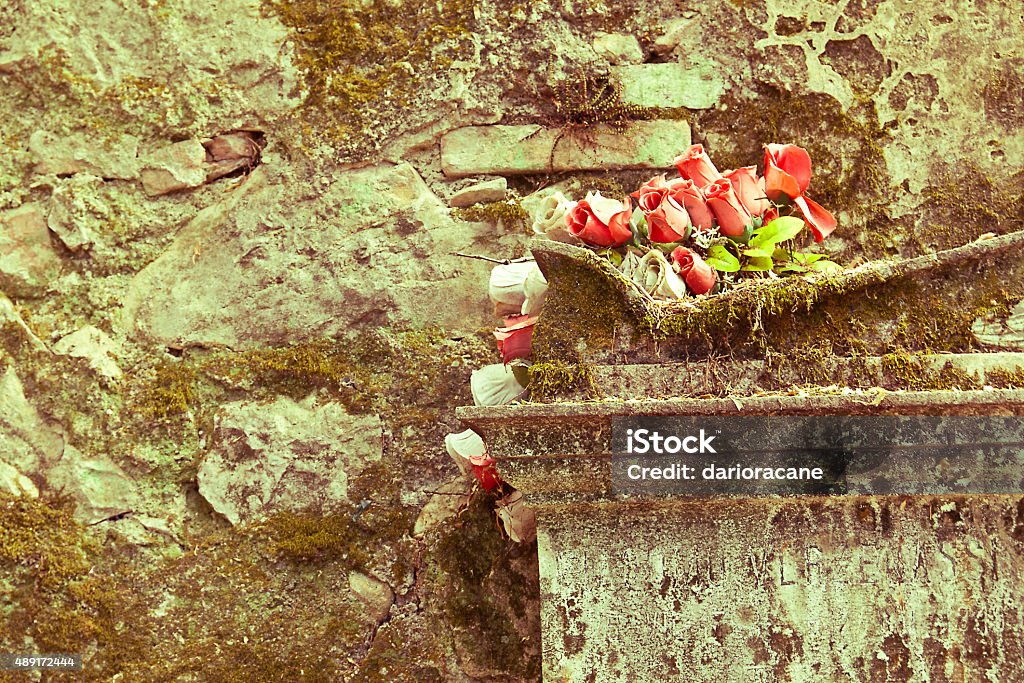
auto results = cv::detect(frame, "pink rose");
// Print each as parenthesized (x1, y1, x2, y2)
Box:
(665, 178, 715, 231)
(723, 166, 770, 217)
(704, 178, 752, 237)
(565, 192, 633, 247)
(631, 175, 690, 243)
(763, 143, 811, 201)
(671, 247, 717, 295)
(674, 144, 722, 188)
(493, 315, 537, 364)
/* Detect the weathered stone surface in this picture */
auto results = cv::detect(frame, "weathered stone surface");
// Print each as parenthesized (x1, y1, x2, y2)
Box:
(47, 174, 104, 251)
(0, 203, 61, 294)
(29, 129, 140, 180)
(0, 460, 38, 498)
(0, 293, 48, 351)
(973, 300, 1024, 350)
(348, 571, 395, 624)
(120, 164, 527, 346)
(52, 325, 123, 379)
(45, 445, 138, 524)
(652, 16, 698, 55)
(140, 140, 208, 196)
(440, 121, 691, 177)
(592, 33, 643, 65)
(197, 397, 383, 525)
(449, 177, 508, 208)
(0, 366, 64, 474)
(612, 63, 728, 110)
(413, 476, 474, 536)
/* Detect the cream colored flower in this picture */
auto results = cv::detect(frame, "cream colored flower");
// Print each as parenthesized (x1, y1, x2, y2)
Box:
(471, 363, 527, 406)
(488, 260, 537, 308)
(444, 429, 486, 474)
(632, 249, 687, 299)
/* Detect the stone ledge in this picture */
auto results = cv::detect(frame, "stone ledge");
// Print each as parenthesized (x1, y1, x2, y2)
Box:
(440, 120, 691, 177)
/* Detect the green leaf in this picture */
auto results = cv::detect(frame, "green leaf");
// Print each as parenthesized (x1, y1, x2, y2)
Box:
(510, 361, 532, 388)
(742, 247, 775, 259)
(741, 256, 774, 272)
(705, 245, 740, 272)
(750, 216, 805, 249)
(772, 247, 792, 261)
(601, 249, 624, 267)
(809, 259, 843, 273)
(779, 263, 809, 273)
(793, 252, 827, 264)
(629, 208, 648, 240)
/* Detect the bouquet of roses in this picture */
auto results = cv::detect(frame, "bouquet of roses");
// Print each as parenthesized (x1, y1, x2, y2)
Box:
(532, 143, 840, 299)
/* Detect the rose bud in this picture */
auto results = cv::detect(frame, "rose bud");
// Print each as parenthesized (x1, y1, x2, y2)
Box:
(666, 178, 715, 231)
(564, 191, 633, 247)
(723, 166, 770, 216)
(704, 178, 752, 237)
(470, 454, 502, 492)
(763, 143, 812, 200)
(674, 144, 722, 188)
(631, 174, 670, 212)
(671, 246, 718, 295)
(645, 196, 691, 243)
(630, 176, 690, 243)
(794, 195, 838, 242)
(493, 315, 537, 364)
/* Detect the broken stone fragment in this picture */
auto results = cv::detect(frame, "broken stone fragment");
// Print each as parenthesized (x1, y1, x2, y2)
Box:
(440, 120, 691, 177)
(449, 177, 507, 208)
(52, 325, 123, 379)
(413, 476, 473, 536)
(203, 131, 263, 182)
(47, 174, 104, 251)
(0, 292, 49, 352)
(0, 460, 38, 498)
(973, 300, 1024, 350)
(592, 32, 644, 65)
(0, 203, 61, 295)
(44, 445, 138, 524)
(197, 396, 383, 525)
(652, 16, 699, 55)
(29, 129, 141, 180)
(348, 571, 395, 624)
(140, 139, 209, 196)
(611, 63, 728, 110)
(0, 365, 64, 474)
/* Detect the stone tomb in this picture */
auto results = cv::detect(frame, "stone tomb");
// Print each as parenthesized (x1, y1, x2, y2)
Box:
(459, 388, 1024, 682)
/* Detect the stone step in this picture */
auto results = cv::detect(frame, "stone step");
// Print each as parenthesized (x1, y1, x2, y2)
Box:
(588, 352, 1024, 399)
(440, 120, 691, 177)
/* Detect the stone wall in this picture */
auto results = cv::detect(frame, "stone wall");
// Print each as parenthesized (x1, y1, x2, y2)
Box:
(0, 0, 1021, 680)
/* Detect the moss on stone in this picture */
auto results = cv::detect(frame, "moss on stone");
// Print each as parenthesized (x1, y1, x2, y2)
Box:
(453, 199, 530, 230)
(529, 360, 599, 400)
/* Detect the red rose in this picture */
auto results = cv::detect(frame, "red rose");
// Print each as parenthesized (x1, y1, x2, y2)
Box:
(763, 144, 837, 242)
(670, 247, 717, 295)
(794, 195, 837, 242)
(704, 178, 752, 237)
(763, 143, 812, 200)
(631, 175, 690, 243)
(665, 178, 715, 231)
(564, 192, 633, 247)
(674, 144, 722, 188)
(723, 166, 770, 217)
(493, 315, 537, 364)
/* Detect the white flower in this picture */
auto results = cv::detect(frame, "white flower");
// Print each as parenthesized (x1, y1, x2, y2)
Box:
(633, 249, 687, 299)
(444, 429, 486, 473)
(471, 363, 528, 406)
(496, 490, 537, 543)
(488, 260, 538, 307)
(530, 190, 577, 237)
(521, 265, 548, 316)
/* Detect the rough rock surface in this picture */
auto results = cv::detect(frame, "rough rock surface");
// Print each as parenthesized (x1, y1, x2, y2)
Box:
(198, 397, 383, 525)
(0, 0, 1021, 678)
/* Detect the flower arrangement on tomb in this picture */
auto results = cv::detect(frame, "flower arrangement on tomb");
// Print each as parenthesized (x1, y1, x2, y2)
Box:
(534, 142, 840, 299)
(444, 142, 839, 542)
